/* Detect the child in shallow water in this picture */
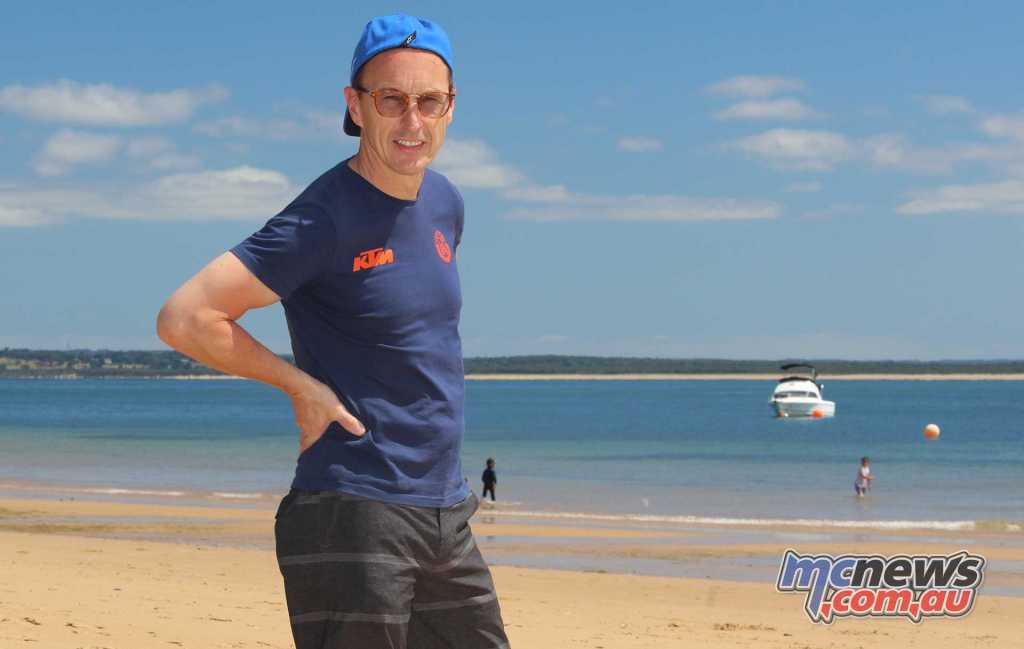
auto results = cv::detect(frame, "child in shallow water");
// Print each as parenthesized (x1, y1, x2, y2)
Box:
(855, 456, 874, 497)
(482, 458, 497, 502)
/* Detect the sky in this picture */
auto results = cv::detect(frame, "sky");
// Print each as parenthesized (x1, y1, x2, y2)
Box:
(2, 1, 1023, 359)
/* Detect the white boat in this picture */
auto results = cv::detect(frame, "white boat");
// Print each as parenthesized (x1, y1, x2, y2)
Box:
(771, 363, 836, 418)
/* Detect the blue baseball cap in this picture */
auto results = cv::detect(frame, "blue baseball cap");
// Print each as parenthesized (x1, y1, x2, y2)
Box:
(343, 14, 454, 137)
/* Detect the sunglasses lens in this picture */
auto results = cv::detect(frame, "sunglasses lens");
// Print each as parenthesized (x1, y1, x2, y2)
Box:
(376, 91, 409, 117)
(417, 94, 448, 117)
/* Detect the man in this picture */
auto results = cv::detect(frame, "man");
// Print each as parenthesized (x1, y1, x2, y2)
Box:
(156, 14, 510, 649)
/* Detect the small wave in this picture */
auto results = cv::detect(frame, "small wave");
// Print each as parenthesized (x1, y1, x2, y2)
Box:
(475, 509, 1007, 532)
(75, 487, 189, 497)
(975, 519, 1023, 533)
(0, 482, 276, 502)
(0, 482, 189, 498)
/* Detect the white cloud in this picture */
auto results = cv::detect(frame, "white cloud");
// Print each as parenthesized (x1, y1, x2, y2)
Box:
(897, 180, 1024, 215)
(143, 167, 297, 219)
(922, 95, 975, 115)
(863, 134, 1023, 175)
(0, 334, 168, 351)
(617, 136, 664, 153)
(195, 116, 307, 140)
(536, 334, 571, 345)
(785, 181, 822, 193)
(801, 203, 863, 219)
(863, 134, 958, 175)
(33, 129, 122, 176)
(504, 194, 779, 222)
(0, 80, 228, 126)
(0, 203, 56, 227)
(980, 114, 1024, 142)
(0, 166, 299, 227)
(859, 106, 891, 119)
(714, 98, 820, 121)
(126, 136, 201, 171)
(730, 128, 1018, 175)
(434, 139, 524, 189)
(148, 153, 201, 171)
(435, 139, 778, 222)
(588, 332, 948, 361)
(501, 184, 574, 202)
(194, 109, 343, 141)
(126, 136, 174, 157)
(0, 187, 112, 226)
(4, 138, 781, 225)
(716, 94, 1024, 177)
(501, 183, 779, 221)
(730, 129, 854, 171)
(706, 75, 805, 98)
(300, 109, 344, 133)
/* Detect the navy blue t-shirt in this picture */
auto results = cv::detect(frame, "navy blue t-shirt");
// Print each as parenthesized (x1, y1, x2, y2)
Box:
(230, 159, 469, 508)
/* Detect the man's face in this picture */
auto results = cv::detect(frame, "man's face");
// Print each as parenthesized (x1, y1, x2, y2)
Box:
(346, 49, 454, 177)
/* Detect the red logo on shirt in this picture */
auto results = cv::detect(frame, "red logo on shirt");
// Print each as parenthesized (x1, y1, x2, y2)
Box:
(352, 247, 395, 272)
(434, 230, 452, 263)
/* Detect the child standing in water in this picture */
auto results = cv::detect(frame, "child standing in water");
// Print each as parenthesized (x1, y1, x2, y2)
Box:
(482, 458, 497, 502)
(855, 456, 874, 497)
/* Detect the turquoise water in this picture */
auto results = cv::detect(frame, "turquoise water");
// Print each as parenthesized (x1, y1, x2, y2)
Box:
(1, 378, 1021, 527)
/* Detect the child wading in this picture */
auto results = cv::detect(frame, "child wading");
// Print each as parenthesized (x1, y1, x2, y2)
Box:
(855, 456, 874, 497)
(482, 458, 497, 501)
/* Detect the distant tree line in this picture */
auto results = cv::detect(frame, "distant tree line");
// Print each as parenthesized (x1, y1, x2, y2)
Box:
(2, 348, 1024, 378)
(461, 355, 1024, 375)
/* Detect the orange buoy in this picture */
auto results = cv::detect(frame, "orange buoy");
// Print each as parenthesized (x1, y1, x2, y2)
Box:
(924, 423, 941, 439)
(812, 409, 823, 418)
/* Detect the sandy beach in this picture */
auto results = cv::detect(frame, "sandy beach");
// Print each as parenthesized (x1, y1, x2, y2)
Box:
(2, 497, 1022, 648)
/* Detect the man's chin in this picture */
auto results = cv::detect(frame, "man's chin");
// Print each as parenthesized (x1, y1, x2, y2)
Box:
(388, 157, 433, 176)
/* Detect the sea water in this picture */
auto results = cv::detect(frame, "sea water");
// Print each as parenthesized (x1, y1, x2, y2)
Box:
(1, 378, 1021, 530)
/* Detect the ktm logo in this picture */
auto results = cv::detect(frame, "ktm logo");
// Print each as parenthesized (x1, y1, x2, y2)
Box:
(352, 247, 395, 272)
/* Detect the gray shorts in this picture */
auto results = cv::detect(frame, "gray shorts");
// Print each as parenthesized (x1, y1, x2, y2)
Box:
(274, 488, 510, 649)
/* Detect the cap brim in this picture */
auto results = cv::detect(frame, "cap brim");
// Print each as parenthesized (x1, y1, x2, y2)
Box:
(343, 110, 361, 136)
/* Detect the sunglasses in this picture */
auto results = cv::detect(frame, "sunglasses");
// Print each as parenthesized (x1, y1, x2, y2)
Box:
(353, 86, 455, 119)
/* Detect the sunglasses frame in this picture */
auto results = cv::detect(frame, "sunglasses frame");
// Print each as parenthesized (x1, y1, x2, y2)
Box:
(352, 85, 456, 119)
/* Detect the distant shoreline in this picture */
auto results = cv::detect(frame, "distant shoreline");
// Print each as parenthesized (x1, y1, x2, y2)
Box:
(6, 372, 1024, 381)
(464, 373, 1024, 381)
(8, 350, 1024, 379)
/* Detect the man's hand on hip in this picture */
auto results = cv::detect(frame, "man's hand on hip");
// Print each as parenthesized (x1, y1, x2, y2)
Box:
(288, 378, 366, 453)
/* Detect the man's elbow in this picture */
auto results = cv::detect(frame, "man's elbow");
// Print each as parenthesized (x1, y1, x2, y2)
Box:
(156, 301, 193, 350)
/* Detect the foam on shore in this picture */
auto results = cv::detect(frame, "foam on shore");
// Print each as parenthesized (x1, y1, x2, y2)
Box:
(478, 507, 1023, 532)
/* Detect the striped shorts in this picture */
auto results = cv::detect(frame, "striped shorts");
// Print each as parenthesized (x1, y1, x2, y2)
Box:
(274, 488, 511, 649)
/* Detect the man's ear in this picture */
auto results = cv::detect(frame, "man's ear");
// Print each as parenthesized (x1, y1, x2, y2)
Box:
(344, 86, 364, 129)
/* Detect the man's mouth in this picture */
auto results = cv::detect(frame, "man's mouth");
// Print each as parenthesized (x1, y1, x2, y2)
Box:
(394, 138, 425, 150)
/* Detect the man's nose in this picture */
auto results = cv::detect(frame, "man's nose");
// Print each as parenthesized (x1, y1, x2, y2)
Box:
(401, 100, 423, 129)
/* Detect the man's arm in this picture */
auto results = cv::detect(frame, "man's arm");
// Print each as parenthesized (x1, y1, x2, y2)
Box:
(156, 251, 364, 450)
